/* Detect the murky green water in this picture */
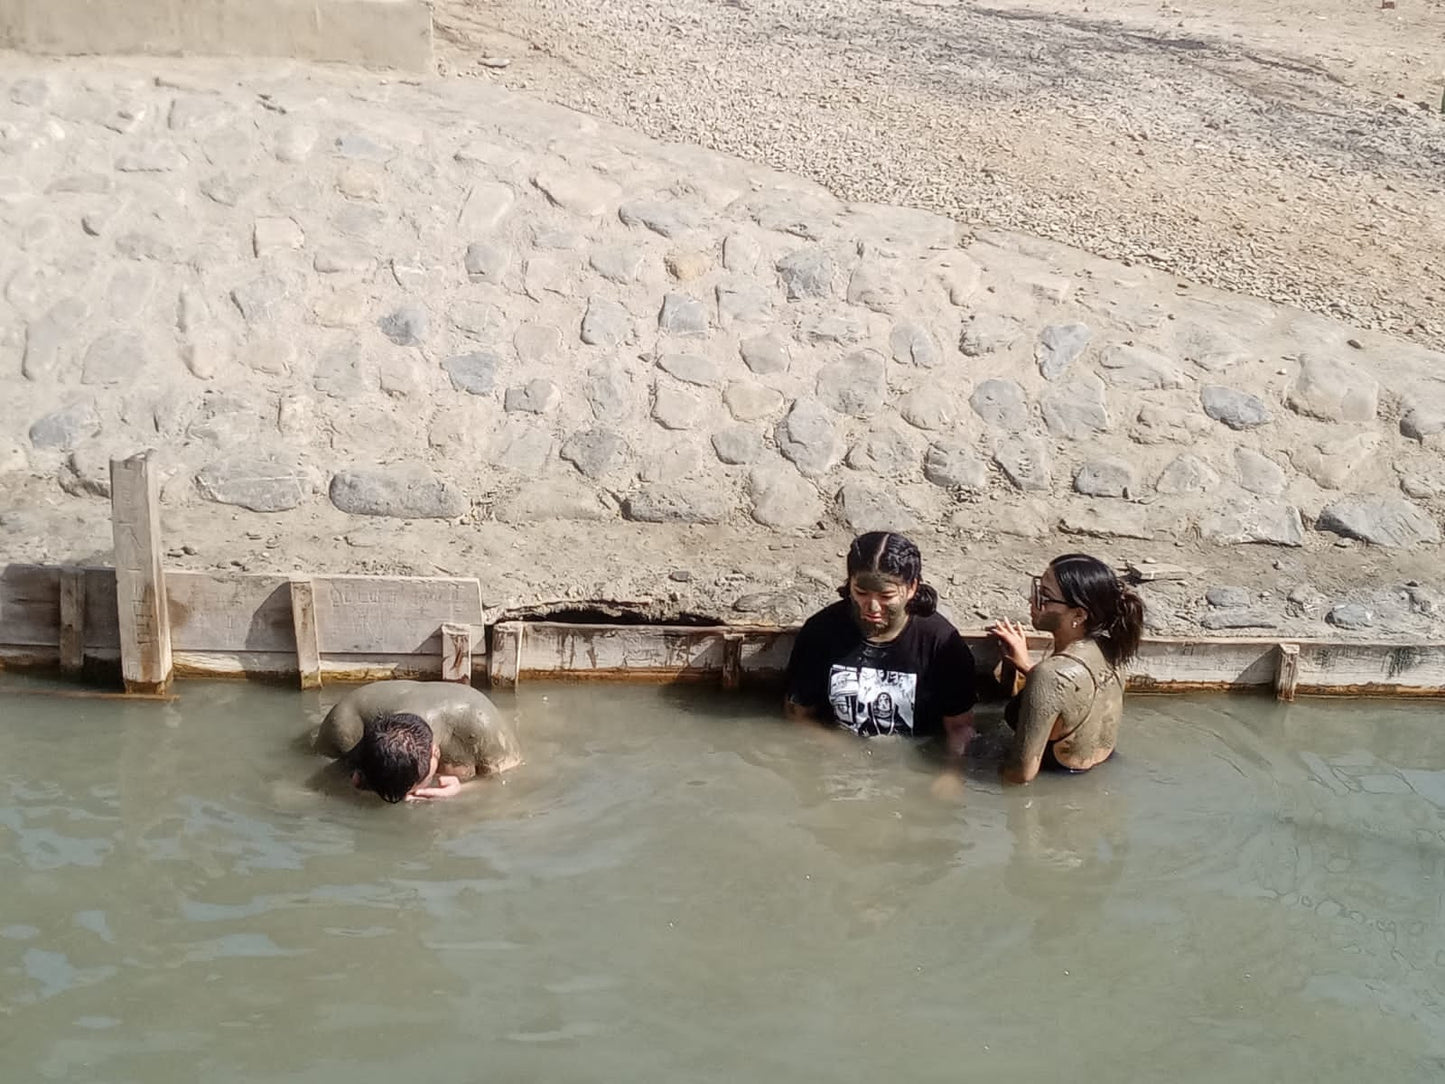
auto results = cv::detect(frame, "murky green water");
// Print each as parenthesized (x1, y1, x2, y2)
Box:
(2, 678, 1444, 1082)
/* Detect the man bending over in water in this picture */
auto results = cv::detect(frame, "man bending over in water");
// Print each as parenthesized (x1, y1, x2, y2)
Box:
(313, 680, 521, 803)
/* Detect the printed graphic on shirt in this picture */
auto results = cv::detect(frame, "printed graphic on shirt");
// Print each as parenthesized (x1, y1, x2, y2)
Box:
(828, 664, 918, 736)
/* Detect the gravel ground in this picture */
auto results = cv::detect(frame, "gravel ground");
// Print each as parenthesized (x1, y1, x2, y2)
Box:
(435, 0, 1445, 348)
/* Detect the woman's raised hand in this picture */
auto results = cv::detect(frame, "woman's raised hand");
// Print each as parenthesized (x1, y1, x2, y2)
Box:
(987, 618, 1034, 673)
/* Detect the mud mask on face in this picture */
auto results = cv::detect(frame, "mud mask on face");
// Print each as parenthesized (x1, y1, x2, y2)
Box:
(851, 573, 911, 638)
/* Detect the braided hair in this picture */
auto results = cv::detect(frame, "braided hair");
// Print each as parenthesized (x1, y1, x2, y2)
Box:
(836, 531, 939, 616)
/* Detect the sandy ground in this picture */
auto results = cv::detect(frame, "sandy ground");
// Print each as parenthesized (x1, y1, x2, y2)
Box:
(434, 0, 1445, 348)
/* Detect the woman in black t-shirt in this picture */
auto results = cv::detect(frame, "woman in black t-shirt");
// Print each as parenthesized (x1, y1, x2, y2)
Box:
(784, 532, 977, 749)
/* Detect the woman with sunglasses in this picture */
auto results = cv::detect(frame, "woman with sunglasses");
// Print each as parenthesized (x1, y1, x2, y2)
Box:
(988, 554, 1144, 783)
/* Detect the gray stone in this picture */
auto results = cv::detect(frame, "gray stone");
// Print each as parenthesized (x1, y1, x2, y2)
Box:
(665, 251, 711, 282)
(716, 280, 773, 327)
(589, 244, 647, 285)
(847, 427, 923, 477)
(619, 199, 702, 238)
(313, 291, 368, 329)
(799, 313, 868, 345)
(898, 387, 954, 432)
(1206, 586, 1252, 609)
(1316, 497, 1441, 548)
(739, 333, 790, 375)
(115, 143, 187, 172)
(1287, 353, 1379, 422)
(1074, 458, 1136, 498)
(531, 225, 580, 251)
(514, 323, 564, 366)
(889, 321, 941, 369)
(329, 467, 468, 519)
(313, 342, 371, 399)
(658, 293, 709, 337)
(314, 248, 376, 274)
(561, 428, 629, 479)
(776, 398, 842, 477)
(1290, 433, 1377, 490)
(28, 401, 100, 450)
(748, 466, 823, 529)
(1399, 395, 1445, 441)
(491, 425, 555, 473)
(458, 182, 516, 234)
(333, 133, 394, 162)
(846, 263, 904, 313)
(712, 426, 762, 465)
(273, 123, 317, 163)
(653, 383, 706, 430)
(724, 381, 784, 422)
(1234, 449, 1287, 496)
(1059, 506, 1156, 541)
(837, 481, 916, 532)
(993, 436, 1052, 492)
(1041, 374, 1110, 440)
(231, 276, 287, 323)
(379, 353, 429, 399)
(463, 242, 511, 284)
(116, 231, 176, 262)
(81, 332, 147, 385)
(723, 233, 763, 274)
(776, 247, 834, 300)
(1199, 501, 1305, 547)
(1035, 323, 1092, 381)
(969, 379, 1029, 432)
(816, 349, 887, 419)
(22, 297, 88, 380)
(236, 338, 296, 376)
(581, 297, 633, 347)
(107, 266, 157, 318)
(378, 304, 428, 347)
(1326, 603, 1374, 630)
(959, 314, 1021, 356)
(585, 366, 635, 422)
(523, 256, 572, 301)
(623, 484, 729, 524)
(196, 454, 310, 512)
(924, 441, 987, 490)
(1202, 385, 1271, 430)
(1155, 454, 1218, 496)
(253, 216, 304, 257)
(1175, 322, 1246, 372)
(658, 353, 721, 387)
(442, 352, 499, 395)
(495, 479, 616, 523)
(532, 168, 621, 217)
(504, 379, 560, 414)
(1199, 609, 1279, 630)
(1097, 344, 1182, 390)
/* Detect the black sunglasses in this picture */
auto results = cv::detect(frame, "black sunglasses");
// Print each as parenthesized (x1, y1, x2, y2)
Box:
(1030, 575, 1069, 608)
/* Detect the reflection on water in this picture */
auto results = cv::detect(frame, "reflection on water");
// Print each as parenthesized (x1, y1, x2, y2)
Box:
(1, 679, 1444, 1082)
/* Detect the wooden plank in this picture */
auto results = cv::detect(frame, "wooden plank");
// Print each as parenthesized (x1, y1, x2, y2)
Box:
(58, 567, 86, 673)
(289, 578, 322, 690)
(166, 571, 293, 653)
(1276, 642, 1301, 702)
(440, 623, 473, 683)
(0, 564, 59, 646)
(109, 453, 172, 693)
(720, 632, 743, 689)
(488, 622, 522, 689)
(170, 651, 451, 682)
(312, 575, 483, 654)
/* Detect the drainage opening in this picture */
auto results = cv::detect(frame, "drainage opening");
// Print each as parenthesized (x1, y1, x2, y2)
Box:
(511, 602, 724, 627)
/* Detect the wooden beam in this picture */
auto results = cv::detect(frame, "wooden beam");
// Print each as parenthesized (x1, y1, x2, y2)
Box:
(488, 622, 522, 689)
(720, 632, 743, 689)
(289, 578, 322, 690)
(440, 622, 472, 683)
(58, 567, 86, 674)
(1275, 642, 1301, 702)
(109, 453, 172, 693)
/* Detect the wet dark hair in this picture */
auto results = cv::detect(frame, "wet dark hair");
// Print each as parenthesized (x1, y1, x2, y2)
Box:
(836, 531, 939, 616)
(352, 712, 433, 804)
(1049, 553, 1145, 668)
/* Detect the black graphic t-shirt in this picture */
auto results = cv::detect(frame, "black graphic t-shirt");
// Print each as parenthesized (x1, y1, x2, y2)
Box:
(784, 600, 977, 738)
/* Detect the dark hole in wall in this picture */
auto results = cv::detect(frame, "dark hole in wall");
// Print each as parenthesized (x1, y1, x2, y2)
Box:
(517, 606, 725, 628)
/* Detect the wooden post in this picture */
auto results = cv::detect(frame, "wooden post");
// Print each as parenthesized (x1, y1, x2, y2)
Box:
(1275, 642, 1301, 702)
(488, 622, 523, 689)
(110, 453, 172, 693)
(720, 632, 743, 690)
(289, 577, 322, 689)
(441, 622, 472, 683)
(58, 567, 86, 674)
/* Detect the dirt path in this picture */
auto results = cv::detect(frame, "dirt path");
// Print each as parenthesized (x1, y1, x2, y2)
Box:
(434, 0, 1445, 348)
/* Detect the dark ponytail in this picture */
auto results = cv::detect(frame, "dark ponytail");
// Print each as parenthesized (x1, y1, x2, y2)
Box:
(837, 531, 938, 616)
(1049, 553, 1145, 668)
